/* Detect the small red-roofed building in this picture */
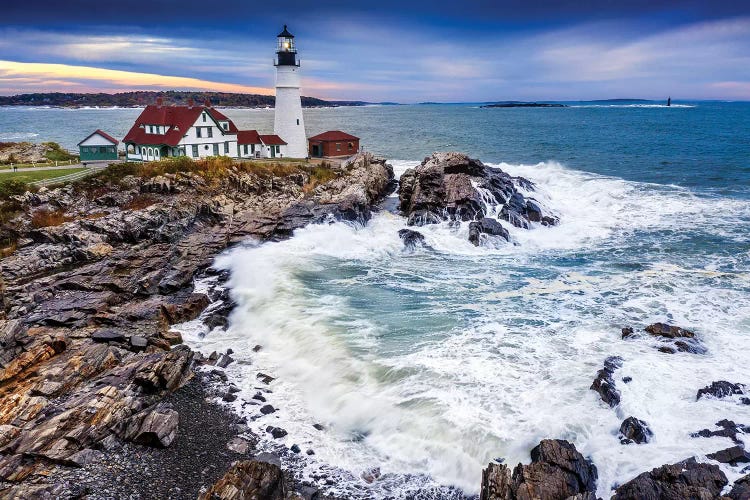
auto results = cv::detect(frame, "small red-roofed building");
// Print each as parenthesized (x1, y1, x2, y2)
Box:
(123, 99, 289, 161)
(308, 130, 360, 158)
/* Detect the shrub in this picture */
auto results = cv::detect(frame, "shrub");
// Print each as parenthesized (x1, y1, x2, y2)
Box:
(0, 179, 30, 201)
(303, 166, 339, 193)
(43, 142, 77, 162)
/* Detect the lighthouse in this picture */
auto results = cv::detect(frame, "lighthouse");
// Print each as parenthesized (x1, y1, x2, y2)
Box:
(274, 25, 307, 158)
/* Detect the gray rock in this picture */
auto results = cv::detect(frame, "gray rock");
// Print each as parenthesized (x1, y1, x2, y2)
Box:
(619, 417, 653, 444)
(611, 458, 727, 500)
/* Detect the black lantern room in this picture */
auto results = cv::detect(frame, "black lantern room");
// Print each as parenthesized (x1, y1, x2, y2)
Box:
(275, 25, 298, 66)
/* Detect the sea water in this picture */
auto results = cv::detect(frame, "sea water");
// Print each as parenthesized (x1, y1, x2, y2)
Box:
(2, 102, 749, 498)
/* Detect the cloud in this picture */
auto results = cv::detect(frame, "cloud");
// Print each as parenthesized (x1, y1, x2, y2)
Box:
(0, 61, 273, 94)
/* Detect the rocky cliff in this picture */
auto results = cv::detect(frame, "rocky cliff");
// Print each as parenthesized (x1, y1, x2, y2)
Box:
(0, 153, 393, 498)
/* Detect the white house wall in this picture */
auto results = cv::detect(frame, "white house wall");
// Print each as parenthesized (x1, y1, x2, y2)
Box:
(80, 134, 117, 147)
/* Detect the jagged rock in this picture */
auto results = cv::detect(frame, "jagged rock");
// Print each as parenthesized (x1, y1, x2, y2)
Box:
(707, 446, 750, 465)
(645, 322, 695, 339)
(480, 439, 597, 500)
(398, 152, 557, 229)
(198, 459, 284, 500)
(260, 405, 276, 415)
(91, 329, 126, 343)
(120, 404, 179, 448)
(611, 458, 727, 500)
(257, 373, 275, 385)
(67, 448, 103, 467)
(290, 444, 301, 454)
(590, 356, 623, 407)
(619, 417, 653, 444)
(217, 353, 235, 369)
(469, 218, 510, 246)
(697, 381, 747, 401)
(129, 335, 148, 351)
(621, 327, 634, 338)
(692, 419, 749, 444)
(265, 426, 287, 439)
(398, 228, 430, 250)
(728, 474, 750, 499)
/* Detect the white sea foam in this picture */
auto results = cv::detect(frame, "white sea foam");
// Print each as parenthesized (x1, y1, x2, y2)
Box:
(0, 132, 39, 140)
(181, 159, 750, 498)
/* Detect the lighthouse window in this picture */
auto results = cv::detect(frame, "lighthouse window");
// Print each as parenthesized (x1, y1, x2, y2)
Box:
(297, 119, 299, 125)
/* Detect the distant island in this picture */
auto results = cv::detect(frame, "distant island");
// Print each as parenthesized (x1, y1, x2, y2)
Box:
(0, 91, 396, 108)
(480, 102, 567, 108)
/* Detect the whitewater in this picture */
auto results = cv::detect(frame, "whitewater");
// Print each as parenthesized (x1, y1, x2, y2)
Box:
(178, 157, 750, 499)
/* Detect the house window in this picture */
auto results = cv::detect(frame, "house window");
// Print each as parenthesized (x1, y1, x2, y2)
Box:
(213, 144, 219, 156)
(336, 143, 341, 151)
(207, 127, 213, 138)
(250, 144, 255, 153)
(202, 113, 207, 122)
(192, 145, 199, 157)
(275, 145, 280, 154)
(224, 142, 229, 154)
(196, 127, 202, 138)
(348, 142, 354, 149)
(243, 145, 248, 154)
(222, 123, 228, 130)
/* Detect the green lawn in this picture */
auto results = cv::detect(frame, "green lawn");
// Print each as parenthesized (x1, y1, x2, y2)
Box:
(0, 167, 86, 184)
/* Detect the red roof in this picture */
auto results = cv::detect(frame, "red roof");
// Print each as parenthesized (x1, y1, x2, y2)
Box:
(123, 105, 237, 146)
(78, 129, 119, 146)
(308, 130, 359, 142)
(260, 134, 287, 145)
(237, 130, 262, 145)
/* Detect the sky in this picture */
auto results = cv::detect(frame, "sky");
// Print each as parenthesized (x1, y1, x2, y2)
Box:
(1, 0, 749, 102)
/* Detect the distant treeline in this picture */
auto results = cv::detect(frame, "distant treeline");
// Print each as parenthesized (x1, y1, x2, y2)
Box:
(0, 91, 375, 108)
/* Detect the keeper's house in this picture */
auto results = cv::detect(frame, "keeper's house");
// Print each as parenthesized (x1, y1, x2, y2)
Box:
(123, 99, 287, 161)
(78, 129, 119, 161)
(308, 130, 359, 158)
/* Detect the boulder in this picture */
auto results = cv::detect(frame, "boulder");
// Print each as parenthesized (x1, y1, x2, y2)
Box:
(644, 323, 695, 339)
(120, 405, 179, 448)
(611, 458, 727, 500)
(691, 419, 749, 444)
(706, 446, 750, 466)
(469, 218, 510, 246)
(697, 381, 747, 401)
(590, 356, 623, 408)
(480, 439, 597, 500)
(198, 459, 284, 500)
(398, 152, 556, 229)
(728, 474, 750, 500)
(619, 417, 653, 444)
(265, 426, 287, 439)
(398, 228, 430, 250)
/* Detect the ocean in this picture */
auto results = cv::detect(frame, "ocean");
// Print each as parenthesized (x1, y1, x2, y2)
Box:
(2, 102, 749, 498)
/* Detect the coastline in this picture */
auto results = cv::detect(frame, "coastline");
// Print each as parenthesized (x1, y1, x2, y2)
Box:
(1, 152, 749, 499)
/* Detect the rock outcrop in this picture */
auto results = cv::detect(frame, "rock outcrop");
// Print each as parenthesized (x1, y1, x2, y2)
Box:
(610, 458, 727, 500)
(691, 419, 749, 444)
(198, 458, 285, 500)
(0, 153, 394, 497)
(619, 417, 653, 444)
(398, 228, 430, 250)
(480, 439, 597, 500)
(697, 381, 749, 403)
(590, 356, 623, 408)
(397, 152, 557, 244)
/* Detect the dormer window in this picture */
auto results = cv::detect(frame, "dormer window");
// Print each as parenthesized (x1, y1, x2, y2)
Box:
(202, 113, 207, 122)
(222, 122, 228, 130)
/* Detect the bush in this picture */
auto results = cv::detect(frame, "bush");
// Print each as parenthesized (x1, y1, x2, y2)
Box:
(0, 179, 31, 201)
(43, 142, 77, 162)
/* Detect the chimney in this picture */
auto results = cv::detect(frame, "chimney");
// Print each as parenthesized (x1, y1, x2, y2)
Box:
(187, 97, 194, 108)
(156, 96, 163, 107)
(204, 98, 211, 107)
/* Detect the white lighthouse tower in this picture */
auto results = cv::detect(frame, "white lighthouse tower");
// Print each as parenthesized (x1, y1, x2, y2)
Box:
(274, 26, 307, 158)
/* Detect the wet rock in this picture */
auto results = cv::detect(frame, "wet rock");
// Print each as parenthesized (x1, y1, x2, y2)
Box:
(398, 228, 430, 250)
(257, 373, 275, 385)
(480, 439, 597, 500)
(697, 381, 747, 401)
(468, 218, 510, 246)
(621, 327, 635, 338)
(644, 322, 695, 339)
(260, 404, 276, 415)
(265, 426, 287, 439)
(312, 423, 324, 431)
(611, 458, 727, 500)
(728, 474, 750, 500)
(198, 459, 284, 500)
(252, 392, 267, 403)
(622, 376, 632, 384)
(398, 152, 556, 229)
(590, 356, 623, 407)
(691, 419, 749, 444)
(290, 444, 301, 453)
(707, 446, 750, 466)
(619, 417, 653, 444)
(362, 467, 381, 484)
(222, 392, 237, 402)
(216, 352, 234, 368)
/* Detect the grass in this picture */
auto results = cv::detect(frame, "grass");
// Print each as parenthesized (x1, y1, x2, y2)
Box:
(43, 142, 77, 162)
(0, 167, 86, 184)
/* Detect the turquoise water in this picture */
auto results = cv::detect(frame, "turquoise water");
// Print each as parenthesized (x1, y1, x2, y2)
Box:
(3, 103, 750, 498)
